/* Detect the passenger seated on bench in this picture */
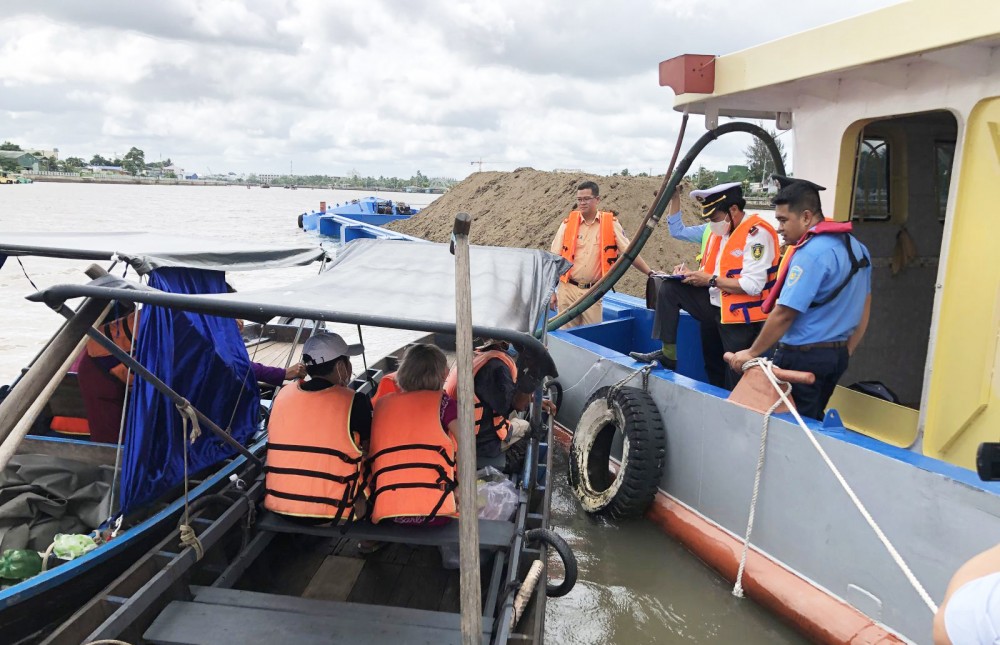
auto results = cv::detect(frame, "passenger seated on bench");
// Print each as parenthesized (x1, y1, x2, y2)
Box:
(368, 343, 458, 526)
(444, 340, 556, 472)
(263, 332, 371, 523)
(78, 305, 138, 443)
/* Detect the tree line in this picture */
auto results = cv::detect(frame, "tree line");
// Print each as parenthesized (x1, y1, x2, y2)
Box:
(0, 142, 169, 176)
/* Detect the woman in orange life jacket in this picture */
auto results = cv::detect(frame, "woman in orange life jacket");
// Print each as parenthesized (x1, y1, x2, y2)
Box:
(367, 343, 460, 528)
(263, 332, 372, 524)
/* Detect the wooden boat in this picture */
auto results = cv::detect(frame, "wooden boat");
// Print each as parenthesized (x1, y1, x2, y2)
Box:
(0, 232, 324, 643)
(33, 234, 571, 644)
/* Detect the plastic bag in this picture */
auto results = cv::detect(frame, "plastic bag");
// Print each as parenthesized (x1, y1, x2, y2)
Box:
(439, 472, 519, 569)
(53, 534, 99, 560)
(477, 476, 518, 521)
(0, 549, 42, 580)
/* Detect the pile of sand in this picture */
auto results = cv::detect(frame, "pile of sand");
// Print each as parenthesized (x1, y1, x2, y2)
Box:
(387, 169, 706, 298)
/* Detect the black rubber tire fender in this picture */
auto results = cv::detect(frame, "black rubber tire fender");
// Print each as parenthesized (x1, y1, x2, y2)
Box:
(297, 213, 304, 228)
(525, 528, 577, 598)
(543, 378, 563, 411)
(568, 385, 666, 519)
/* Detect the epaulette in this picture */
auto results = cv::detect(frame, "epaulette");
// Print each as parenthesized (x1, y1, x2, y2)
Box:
(748, 225, 759, 235)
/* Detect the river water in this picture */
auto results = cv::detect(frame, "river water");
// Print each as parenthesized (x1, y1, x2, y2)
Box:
(0, 183, 805, 643)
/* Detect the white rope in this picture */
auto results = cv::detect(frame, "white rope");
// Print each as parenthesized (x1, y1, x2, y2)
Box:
(732, 359, 789, 598)
(176, 400, 204, 561)
(735, 357, 938, 613)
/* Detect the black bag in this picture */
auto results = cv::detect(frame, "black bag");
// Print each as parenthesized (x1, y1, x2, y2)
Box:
(848, 381, 900, 404)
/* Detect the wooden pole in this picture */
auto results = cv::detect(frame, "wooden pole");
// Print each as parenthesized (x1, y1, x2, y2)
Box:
(452, 212, 482, 644)
(0, 264, 112, 466)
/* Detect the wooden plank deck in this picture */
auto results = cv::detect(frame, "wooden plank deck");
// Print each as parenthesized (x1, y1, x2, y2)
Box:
(147, 586, 492, 644)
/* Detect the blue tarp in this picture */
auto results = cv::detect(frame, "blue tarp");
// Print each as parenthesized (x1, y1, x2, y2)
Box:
(118, 267, 259, 516)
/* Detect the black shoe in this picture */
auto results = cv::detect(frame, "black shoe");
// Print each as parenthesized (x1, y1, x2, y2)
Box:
(630, 350, 662, 363)
(628, 350, 677, 370)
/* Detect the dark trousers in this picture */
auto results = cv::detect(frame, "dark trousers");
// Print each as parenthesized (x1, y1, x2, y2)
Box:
(772, 346, 850, 421)
(651, 280, 762, 391)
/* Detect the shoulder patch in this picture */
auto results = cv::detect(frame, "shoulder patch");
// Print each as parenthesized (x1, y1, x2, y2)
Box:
(787, 265, 803, 285)
(748, 225, 758, 235)
(751, 243, 764, 260)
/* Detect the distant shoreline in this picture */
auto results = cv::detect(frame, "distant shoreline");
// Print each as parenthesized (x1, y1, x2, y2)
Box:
(19, 175, 445, 192)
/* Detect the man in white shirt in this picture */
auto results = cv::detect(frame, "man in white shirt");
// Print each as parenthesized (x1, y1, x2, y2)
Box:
(631, 182, 779, 390)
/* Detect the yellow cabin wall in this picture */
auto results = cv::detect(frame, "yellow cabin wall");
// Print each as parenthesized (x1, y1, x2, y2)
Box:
(922, 97, 1000, 468)
(673, 0, 1000, 112)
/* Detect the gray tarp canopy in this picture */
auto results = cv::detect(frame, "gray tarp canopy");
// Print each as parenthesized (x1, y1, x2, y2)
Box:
(0, 231, 325, 274)
(30, 239, 571, 374)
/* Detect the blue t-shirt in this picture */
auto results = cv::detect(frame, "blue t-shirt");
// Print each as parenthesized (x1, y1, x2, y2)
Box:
(777, 233, 871, 345)
(666, 212, 708, 244)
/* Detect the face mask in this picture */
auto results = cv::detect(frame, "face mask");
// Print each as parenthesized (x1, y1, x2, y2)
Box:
(709, 217, 731, 236)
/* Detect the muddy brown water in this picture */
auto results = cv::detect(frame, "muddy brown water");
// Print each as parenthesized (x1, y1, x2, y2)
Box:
(1, 183, 807, 643)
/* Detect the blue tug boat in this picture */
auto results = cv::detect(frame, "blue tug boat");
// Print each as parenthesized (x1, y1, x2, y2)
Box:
(298, 196, 419, 233)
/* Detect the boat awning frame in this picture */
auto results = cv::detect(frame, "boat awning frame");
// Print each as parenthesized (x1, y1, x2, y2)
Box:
(0, 232, 326, 274)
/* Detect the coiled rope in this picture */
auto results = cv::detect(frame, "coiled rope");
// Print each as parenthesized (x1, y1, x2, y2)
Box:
(176, 401, 205, 561)
(731, 357, 938, 613)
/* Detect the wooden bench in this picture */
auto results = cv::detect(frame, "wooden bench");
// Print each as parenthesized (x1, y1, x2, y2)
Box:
(256, 510, 516, 549)
(144, 587, 490, 644)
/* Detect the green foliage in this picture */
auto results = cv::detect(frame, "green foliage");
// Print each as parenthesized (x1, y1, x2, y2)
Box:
(122, 147, 146, 176)
(620, 168, 630, 176)
(63, 157, 86, 169)
(0, 141, 22, 151)
(744, 128, 788, 182)
(688, 166, 717, 190)
(90, 154, 114, 166)
(0, 158, 18, 172)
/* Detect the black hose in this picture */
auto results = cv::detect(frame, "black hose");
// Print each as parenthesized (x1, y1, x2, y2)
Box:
(525, 527, 578, 597)
(544, 122, 786, 333)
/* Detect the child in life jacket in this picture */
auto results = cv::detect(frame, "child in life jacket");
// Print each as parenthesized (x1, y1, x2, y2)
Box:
(367, 343, 458, 527)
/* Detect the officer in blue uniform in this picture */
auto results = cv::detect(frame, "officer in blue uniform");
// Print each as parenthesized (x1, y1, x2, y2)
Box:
(727, 176, 872, 420)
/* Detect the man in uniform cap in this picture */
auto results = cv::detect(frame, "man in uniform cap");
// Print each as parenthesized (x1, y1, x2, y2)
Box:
(631, 181, 779, 390)
(727, 175, 872, 420)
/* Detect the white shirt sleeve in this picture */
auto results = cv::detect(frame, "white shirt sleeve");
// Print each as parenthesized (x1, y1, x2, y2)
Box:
(737, 229, 777, 296)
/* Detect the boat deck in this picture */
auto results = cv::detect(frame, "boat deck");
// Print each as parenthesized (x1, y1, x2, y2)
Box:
(143, 513, 513, 644)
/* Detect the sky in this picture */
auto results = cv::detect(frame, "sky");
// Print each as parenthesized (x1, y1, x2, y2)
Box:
(0, 0, 901, 180)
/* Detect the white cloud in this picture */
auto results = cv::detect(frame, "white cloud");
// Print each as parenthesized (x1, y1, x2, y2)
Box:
(0, 0, 900, 178)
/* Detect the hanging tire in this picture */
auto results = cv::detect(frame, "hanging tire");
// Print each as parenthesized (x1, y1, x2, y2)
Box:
(568, 385, 665, 519)
(543, 378, 563, 411)
(297, 213, 304, 228)
(525, 528, 577, 597)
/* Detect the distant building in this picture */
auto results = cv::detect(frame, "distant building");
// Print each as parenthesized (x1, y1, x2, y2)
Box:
(25, 148, 58, 161)
(86, 165, 129, 175)
(0, 151, 40, 170)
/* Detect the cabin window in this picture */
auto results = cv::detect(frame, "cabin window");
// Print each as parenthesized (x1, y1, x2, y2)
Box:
(935, 140, 955, 221)
(851, 136, 891, 221)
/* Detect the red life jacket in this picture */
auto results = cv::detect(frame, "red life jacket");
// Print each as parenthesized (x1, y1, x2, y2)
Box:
(762, 221, 869, 314)
(443, 350, 516, 441)
(558, 211, 619, 283)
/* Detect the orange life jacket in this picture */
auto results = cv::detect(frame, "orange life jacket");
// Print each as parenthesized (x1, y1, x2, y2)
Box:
(50, 416, 91, 436)
(558, 211, 619, 283)
(699, 214, 780, 324)
(367, 390, 458, 524)
(86, 311, 138, 384)
(443, 349, 515, 441)
(371, 372, 399, 405)
(264, 383, 363, 520)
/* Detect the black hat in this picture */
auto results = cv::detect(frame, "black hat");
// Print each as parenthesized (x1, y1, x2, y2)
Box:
(771, 174, 826, 192)
(690, 182, 744, 219)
